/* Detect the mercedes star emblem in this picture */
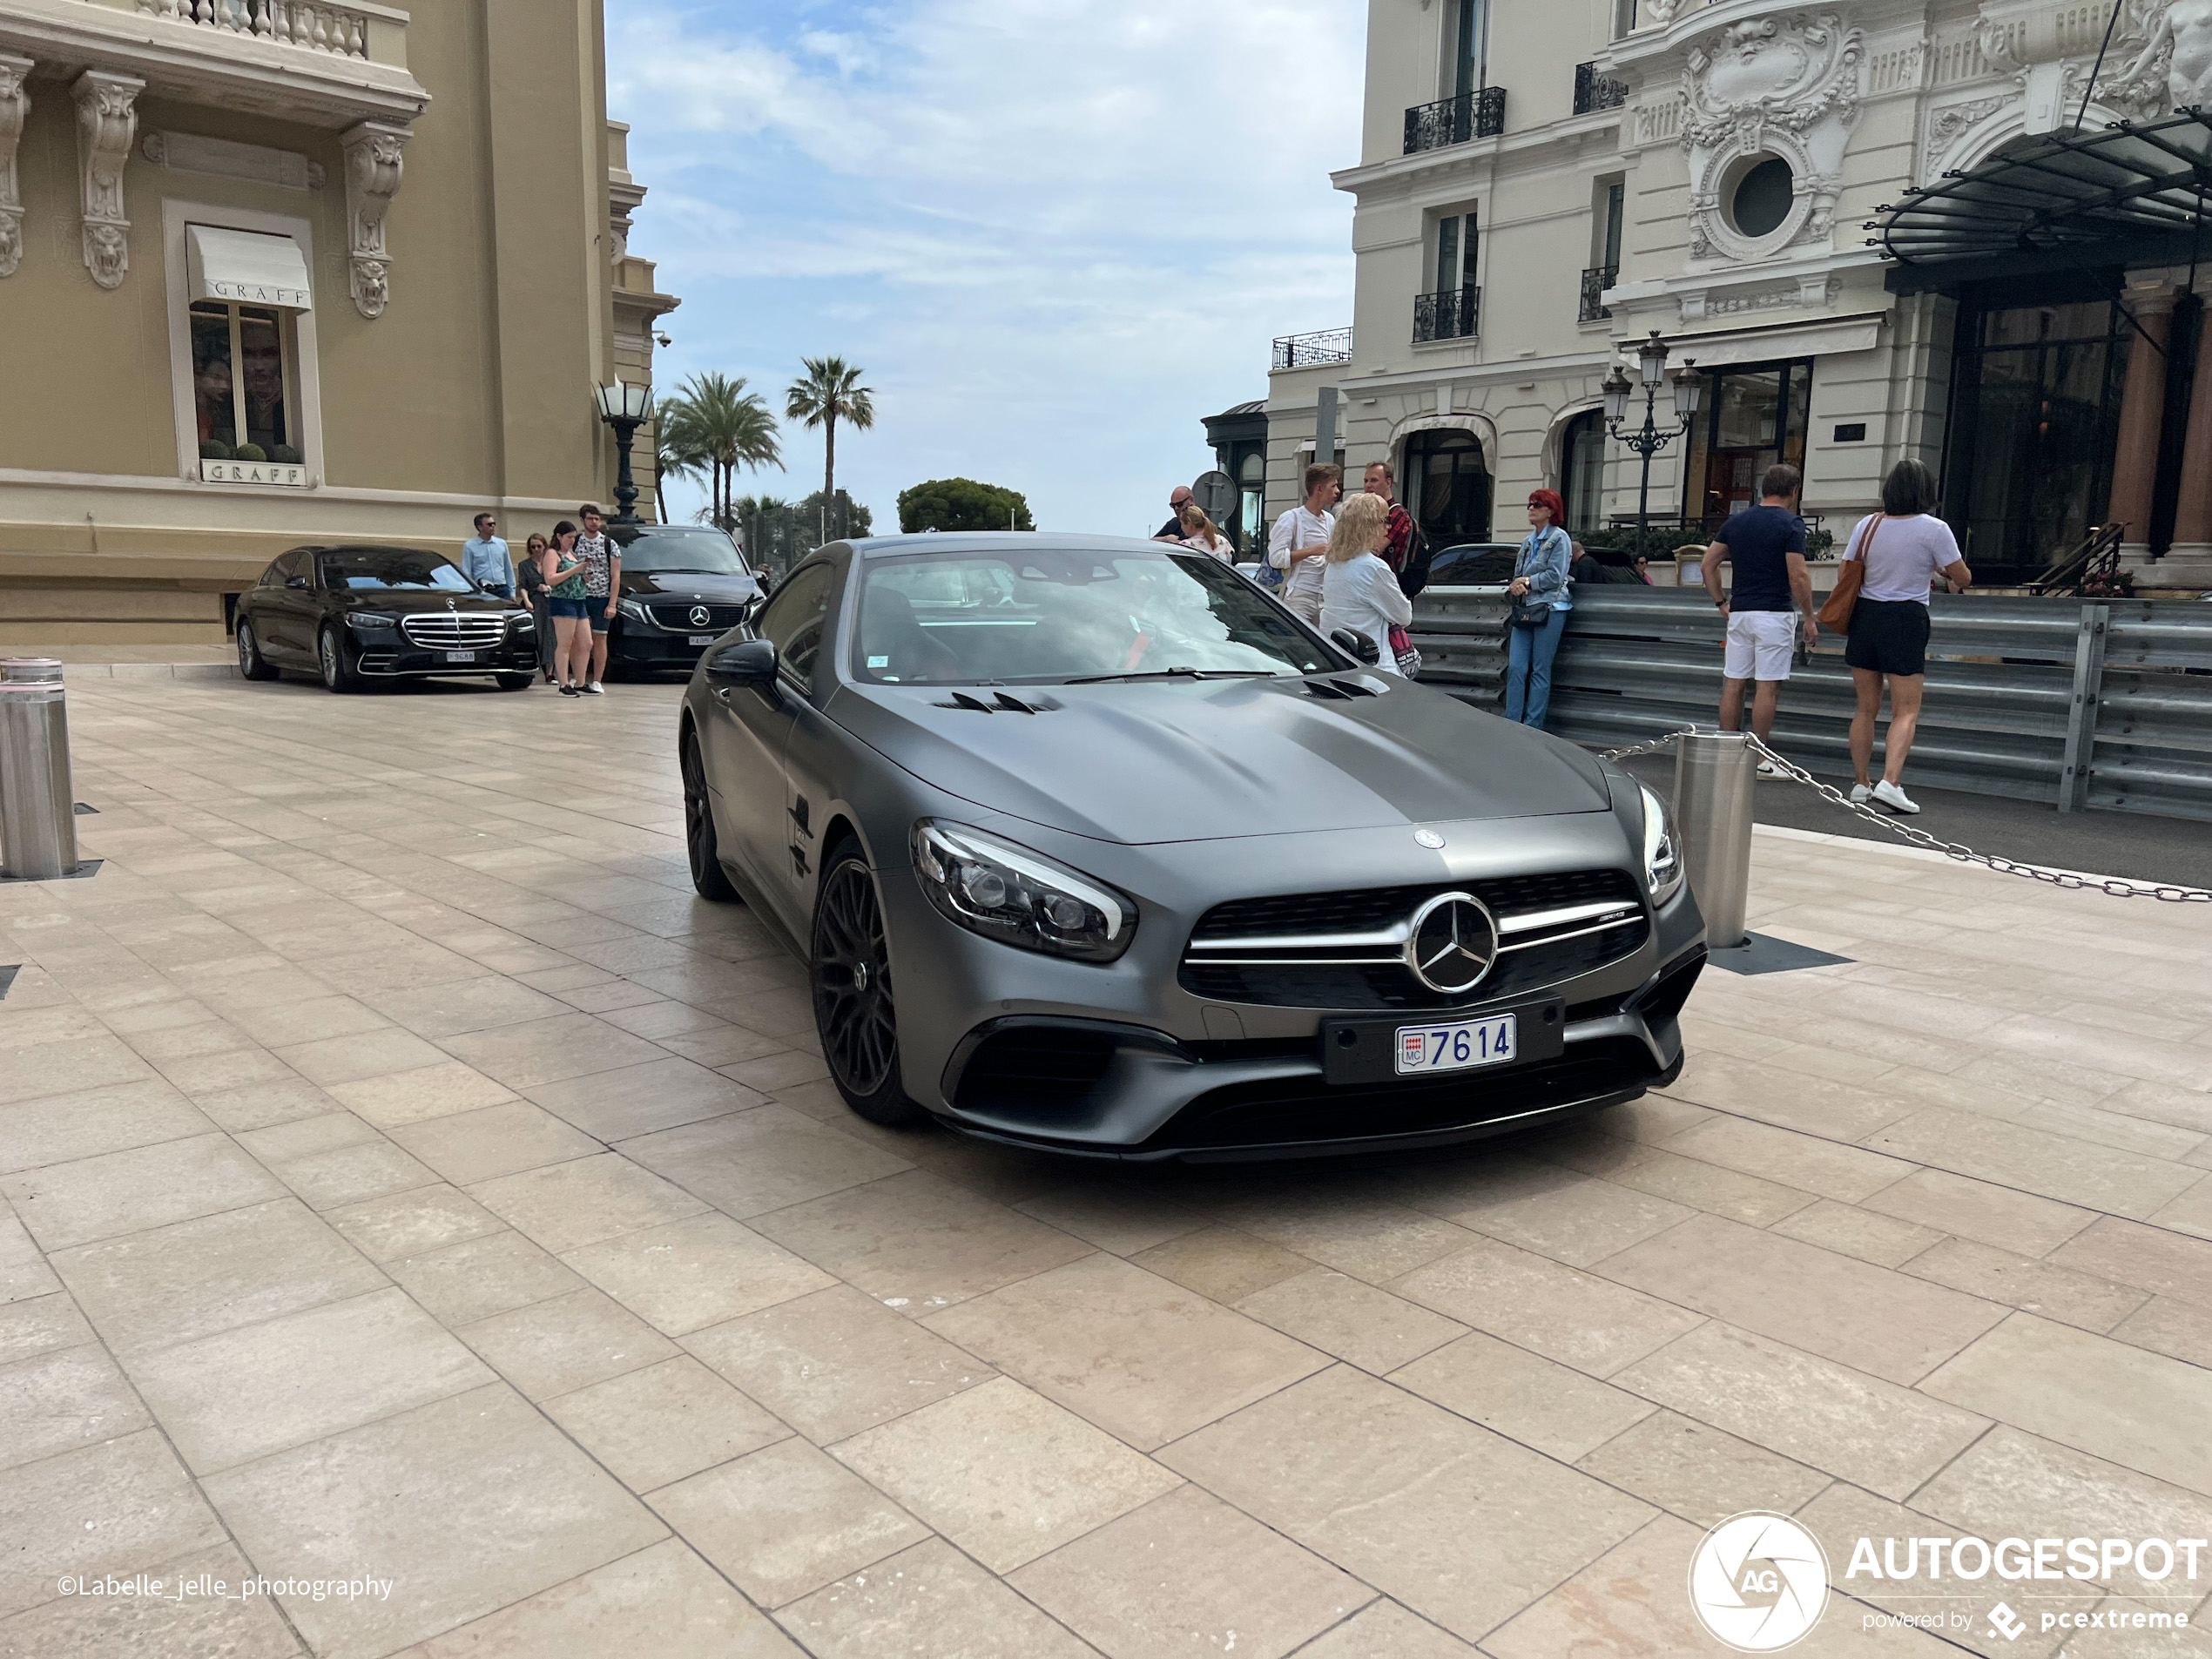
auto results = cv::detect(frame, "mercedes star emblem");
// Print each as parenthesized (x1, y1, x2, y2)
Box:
(1414, 828, 1447, 849)
(689, 605, 713, 628)
(1404, 891, 1498, 995)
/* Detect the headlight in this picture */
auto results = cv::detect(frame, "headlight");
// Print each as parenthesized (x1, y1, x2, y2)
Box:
(1640, 785, 1683, 905)
(346, 612, 395, 631)
(912, 819, 1136, 963)
(508, 610, 535, 631)
(617, 598, 652, 623)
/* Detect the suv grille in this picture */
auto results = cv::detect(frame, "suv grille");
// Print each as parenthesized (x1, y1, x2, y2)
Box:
(1179, 869, 1649, 1010)
(400, 613, 507, 650)
(650, 603, 748, 631)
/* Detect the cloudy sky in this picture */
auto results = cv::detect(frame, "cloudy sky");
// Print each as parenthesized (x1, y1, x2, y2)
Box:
(605, 0, 1366, 540)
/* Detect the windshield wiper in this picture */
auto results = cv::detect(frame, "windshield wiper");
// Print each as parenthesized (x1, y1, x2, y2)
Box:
(1062, 666, 1282, 685)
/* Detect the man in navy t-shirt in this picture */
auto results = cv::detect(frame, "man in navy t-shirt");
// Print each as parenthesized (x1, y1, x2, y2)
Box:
(1699, 463, 1819, 772)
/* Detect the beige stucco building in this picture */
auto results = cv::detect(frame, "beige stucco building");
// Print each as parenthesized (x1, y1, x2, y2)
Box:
(1271, 0, 2212, 590)
(0, 0, 678, 657)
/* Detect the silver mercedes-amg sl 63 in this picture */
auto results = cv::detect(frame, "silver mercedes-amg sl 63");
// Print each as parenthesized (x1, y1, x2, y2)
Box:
(678, 532, 1704, 1161)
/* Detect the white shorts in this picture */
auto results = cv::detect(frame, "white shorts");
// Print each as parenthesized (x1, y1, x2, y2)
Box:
(1725, 610, 1797, 682)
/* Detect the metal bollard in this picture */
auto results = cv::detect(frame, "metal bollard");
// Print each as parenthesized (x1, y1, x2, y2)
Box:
(1673, 732, 1754, 950)
(0, 658, 78, 881)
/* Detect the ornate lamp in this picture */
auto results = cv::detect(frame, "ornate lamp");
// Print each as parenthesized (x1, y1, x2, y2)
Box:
(594, 379, 654, 524)
(1605, 331, 1697, 536)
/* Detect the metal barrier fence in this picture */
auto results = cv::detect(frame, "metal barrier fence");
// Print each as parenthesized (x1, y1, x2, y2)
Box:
(1409, 585, 2212, 823)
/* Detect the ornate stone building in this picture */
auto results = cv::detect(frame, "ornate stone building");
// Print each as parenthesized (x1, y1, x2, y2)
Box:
(1270, 0, 2212, 588)
(0, 0, 678, 656)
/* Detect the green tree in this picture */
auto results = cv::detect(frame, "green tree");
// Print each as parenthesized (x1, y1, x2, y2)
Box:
(898, 477, 1033, 534)
(785, 356, 875, 543)
(730, 491, 874, 580)
(658, 373, 781, 533)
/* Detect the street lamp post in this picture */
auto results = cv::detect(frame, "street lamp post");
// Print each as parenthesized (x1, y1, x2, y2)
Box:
(1602, 330, 1703, 538)
(594, 379, 653, 526)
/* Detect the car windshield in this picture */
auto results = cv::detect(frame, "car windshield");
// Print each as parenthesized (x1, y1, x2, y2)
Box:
(853, 548, 1339, 685)
(613, 528, 751, 577)
(320, 551, 475, 590)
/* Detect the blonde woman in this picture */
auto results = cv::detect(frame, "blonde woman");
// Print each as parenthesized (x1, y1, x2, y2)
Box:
(1177, 502, 1236, 560)
(1319, 491, 1412, 674)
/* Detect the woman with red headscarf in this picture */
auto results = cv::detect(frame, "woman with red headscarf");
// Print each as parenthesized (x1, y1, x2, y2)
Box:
(1506, 489, 1574, 728)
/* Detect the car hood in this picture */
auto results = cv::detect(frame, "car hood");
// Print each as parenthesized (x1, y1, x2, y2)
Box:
(833, 676, 1613, 845)
(622, 570, 762, 604)
(334, 591, 516, 615)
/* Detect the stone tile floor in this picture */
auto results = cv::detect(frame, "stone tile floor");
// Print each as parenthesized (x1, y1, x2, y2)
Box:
(2, 676, 2210, 1657)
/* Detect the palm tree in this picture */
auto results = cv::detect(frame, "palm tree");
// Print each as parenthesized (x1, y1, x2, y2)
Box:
(651, 421, 705, 523)
(658, 373, 781, 532)
(785, 356, 875, 541)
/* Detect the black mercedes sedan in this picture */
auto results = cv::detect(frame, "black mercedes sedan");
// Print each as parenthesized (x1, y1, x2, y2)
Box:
(235, 545, 538, 692)
(606, 523, 763, 675)
(679, 532, 1705, 1162)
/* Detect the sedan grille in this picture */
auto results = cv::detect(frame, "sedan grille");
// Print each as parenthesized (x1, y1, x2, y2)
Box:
(1179, 869, 1649, 1010)
(649, 603, 748, 631)
(400, 613, 508, 650)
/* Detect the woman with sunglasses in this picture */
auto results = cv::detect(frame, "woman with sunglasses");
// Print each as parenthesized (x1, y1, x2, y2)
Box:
(1506, 489, 1574, 728)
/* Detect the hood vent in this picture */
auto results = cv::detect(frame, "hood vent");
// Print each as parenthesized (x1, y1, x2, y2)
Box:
(1305, 678, 1384, 701)
(934, 691, 1062, 714)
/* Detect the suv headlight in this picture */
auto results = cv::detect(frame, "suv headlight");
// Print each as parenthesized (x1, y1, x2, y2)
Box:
(1640, 785, 1683, 905)
(617, 597, 652, 623)
(912, 819, 1136, 962)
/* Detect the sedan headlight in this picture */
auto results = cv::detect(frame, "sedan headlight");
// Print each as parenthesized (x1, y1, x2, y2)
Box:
(507, 609, 536, 631)
(617, 598, 652, 623)
(346, 612, 395, 631)
(1640, 785, 1683, 905)
(912, 819, 1136, 963)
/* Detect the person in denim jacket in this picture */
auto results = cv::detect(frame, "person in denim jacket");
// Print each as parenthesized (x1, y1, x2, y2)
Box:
(1506, 489, 1573, 728)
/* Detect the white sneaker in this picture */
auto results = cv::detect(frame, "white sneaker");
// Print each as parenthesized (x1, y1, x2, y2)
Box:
(1849, 783, 1872, 805)
(584, 681, 604, 696)
(1755, 759, 1786, 779)
(1871, 779, 1919, 814)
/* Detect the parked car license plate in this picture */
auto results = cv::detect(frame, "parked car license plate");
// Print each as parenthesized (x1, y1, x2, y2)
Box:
(1396, 1014, 1517, 1076)
(689, 635, 716, 645)
(444, 651, 475, 663)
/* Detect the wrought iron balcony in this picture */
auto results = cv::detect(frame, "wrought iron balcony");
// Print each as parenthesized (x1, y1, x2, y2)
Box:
(1413, 286, 1480, 344)
(1574, 63, 1628, 117)
(1580, 265, 1617, 323)
(1402, 87, 1506, 155)
(1271, 328, 1352, 370)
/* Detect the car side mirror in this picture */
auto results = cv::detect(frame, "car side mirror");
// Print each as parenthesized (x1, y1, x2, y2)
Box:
(705, 637, 779, 698)
(1329, 626, 1381, 667)
(285, 575, 308, 590)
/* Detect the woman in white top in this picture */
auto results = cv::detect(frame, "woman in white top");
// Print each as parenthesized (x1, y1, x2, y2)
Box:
(1838, 457, 1972, 815)
(1175, 502, 1236, 560)
(1319, 492, 1412, 674)
(1267, 462, 1341, 624)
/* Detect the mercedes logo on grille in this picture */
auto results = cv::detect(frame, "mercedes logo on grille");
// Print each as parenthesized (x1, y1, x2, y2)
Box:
(688, 605, 713, 628)
(1404, 891, 1498, 995)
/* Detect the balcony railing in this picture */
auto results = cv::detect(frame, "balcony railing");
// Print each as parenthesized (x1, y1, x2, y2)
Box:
(1580, 264, 1617, 323)
(1272, 328, 1352, 370)
(1573, 63, 1629, 116)
(1413, 286, 1480, 344)
(1402, 87, 1507, 155)
(135, 0, 379, 61)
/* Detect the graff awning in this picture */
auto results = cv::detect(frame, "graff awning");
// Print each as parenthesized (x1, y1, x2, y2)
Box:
(1873, 110, 2212, 273)
(186, 225, 312, 311)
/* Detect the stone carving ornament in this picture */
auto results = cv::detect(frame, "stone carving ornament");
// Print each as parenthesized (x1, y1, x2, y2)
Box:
(1680, 12, 1865, 264)
(2110, 0, 2212, 114)
(72, 71, 142, 290)
(0, 55, 29, 280)
(341, 119, 408, 319)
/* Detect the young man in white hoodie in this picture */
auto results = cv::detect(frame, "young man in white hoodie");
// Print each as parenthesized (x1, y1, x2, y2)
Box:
(1267, 462, 1341, 625)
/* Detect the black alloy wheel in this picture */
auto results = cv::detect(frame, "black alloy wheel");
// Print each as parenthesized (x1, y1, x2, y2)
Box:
(318, 625, 359, 694)
(680, 731, 739, 903)
(812, 851, 926, 1127)
(236, 619, 277, 681)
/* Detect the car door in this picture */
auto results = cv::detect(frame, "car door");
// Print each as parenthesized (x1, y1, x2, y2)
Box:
(765, 560, 854, 934)
(262, 550, 315, 660)
(702, 558, 836, 908)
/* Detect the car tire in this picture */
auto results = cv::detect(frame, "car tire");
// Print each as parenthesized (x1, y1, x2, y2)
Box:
(495, 672, 533, 691)
(318, 625, 360, 694)
(680, 730, 741, 904)
(236, 620, 279, 681)
(812, 849, 927, 1129)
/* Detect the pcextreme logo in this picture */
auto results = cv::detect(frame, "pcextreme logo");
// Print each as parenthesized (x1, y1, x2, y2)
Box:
(1689, 1512, 1831, 1651)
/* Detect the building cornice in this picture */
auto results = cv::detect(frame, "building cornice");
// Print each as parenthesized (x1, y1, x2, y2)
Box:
(1332, 107, 1624, 198)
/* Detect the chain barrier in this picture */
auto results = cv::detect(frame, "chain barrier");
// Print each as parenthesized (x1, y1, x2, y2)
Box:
(1596, 728, 2212, 904)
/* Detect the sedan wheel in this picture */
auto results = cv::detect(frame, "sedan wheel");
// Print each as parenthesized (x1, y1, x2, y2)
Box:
(680, 732, 739, 903)
(812, 852, 926, 1127)
(318, 626, 358, 694)
(236, 620, 278, 681)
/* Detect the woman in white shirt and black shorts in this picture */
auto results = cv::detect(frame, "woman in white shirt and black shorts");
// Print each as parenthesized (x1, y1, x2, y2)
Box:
(1840, 458, 1972, 815)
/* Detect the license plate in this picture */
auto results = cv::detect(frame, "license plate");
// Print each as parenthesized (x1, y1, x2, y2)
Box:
(1396, 1014, 1517, 1076)
(444, 651, 475, 663)
(690, 635, 716, 645)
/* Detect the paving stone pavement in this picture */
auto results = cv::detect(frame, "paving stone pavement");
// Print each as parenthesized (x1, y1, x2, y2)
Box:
(3, 675, 2210, 1657)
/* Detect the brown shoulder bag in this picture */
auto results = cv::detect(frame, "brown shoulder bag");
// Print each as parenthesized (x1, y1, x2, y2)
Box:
(1817, 516, 1875, 632)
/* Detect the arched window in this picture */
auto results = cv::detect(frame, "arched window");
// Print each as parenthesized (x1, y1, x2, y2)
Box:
(1404, 428, 1491, 546)
(1560, 409, 1606, 533)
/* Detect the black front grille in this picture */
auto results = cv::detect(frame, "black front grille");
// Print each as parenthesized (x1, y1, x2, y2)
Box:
(1181, 869, 1648, 1011)
(954, 1028, 1117, 1116)
(1151, 1037, 1660, 1152)
(650, 604, 747, 631)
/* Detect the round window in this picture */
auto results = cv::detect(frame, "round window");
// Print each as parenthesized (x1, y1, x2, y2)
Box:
(1730, 157, 1795, 239)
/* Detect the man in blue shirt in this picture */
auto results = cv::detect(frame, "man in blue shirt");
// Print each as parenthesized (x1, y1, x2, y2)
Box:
(461, 512, 512, 598)
(1699, 464, 1819, 775)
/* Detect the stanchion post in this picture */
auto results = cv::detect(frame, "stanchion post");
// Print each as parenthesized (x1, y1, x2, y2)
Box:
(0, 658, 78, 881)
(1673, 732, 1754, 949)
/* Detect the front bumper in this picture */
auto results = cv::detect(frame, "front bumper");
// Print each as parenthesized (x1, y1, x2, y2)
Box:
(351, 636, 536, 677)
(609, 619, 728, 670)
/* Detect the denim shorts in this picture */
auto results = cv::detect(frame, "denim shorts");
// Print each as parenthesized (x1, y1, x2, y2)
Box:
(585, 597, 611, 633)
(548, 596, 592, 620)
